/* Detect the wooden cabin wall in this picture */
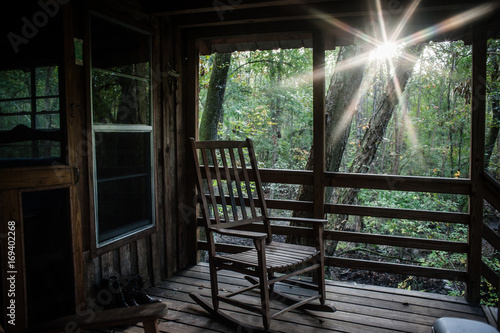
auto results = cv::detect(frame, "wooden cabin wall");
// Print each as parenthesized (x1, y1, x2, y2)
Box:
(67, 0, 185, 302)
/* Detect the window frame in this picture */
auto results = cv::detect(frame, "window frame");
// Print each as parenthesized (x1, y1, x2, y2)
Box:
(88, 12, 156, 253)
(0, 64, 64, 165)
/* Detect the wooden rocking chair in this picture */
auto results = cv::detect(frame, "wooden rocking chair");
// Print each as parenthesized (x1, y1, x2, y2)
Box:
(189, 138, 335, 332)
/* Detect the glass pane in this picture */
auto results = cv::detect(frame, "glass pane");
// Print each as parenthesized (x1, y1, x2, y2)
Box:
(0, 141, 32, 159)
(92, 71, 150, 125)
(0, 69, 31, 99)
(0, 100, 31, 114)
(91, 15, 151, 79)
(0, 115, 31, 130)
(35, 114, 60, 129)
(36, 66, 59, 97)
(95, 131, 153, 244)
(36, 97, 59, 112)
(37, 140, 61, 159)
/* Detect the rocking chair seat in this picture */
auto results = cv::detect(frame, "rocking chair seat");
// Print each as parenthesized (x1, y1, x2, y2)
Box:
(218, 241, 319, 273)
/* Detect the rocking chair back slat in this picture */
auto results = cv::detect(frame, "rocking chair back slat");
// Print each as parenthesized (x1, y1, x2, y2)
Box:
(228, 148, 248, 220)
(192, 138, 269, 232)
(220, 148, 240, 219)
(210, 147, 231, 223)
(237, 145, 258, 218)
(200, 147, 221, 225)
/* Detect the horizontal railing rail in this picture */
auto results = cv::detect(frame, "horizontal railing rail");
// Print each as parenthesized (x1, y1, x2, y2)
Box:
(197, 168, 473, 283)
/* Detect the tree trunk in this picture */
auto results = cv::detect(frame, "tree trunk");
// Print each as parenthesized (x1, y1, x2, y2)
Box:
(485, 45, 500, 169)
(391, 96, 408, 175)
(325, 43, 425, 256)
(199, 52, 232, 141)
(288, 45, 366, 245)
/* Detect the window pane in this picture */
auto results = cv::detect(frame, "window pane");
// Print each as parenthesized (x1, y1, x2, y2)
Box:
(36, 97, 59, 112)
(91, 16, 151, 79)
(92, 71, 150, 125)
(36, 66, 59, 96)
(0, 66, 61, 164)
(0, 142, 32, 159)
(36, 114, 60, 129)
(0, 69, 31, 99)
(95, 131, 152, 243)
(36, 140, 61, 159)
(0, 100, 31, 114)
(0, 115, 31, 131)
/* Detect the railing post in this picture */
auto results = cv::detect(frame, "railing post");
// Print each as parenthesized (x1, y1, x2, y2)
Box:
(313, 30, 326, 219)
(467, 26, 487, 304)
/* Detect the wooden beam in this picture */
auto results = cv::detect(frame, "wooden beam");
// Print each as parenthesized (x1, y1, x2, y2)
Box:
(61, 1, 86, 310)
(325, 204, 469, 224)
(0, 167, 73, 191)
(484, 172, 500, 212)
(324, 172, 471, 194)
(467, 25, 487, 304)
(149, 0, 333, 15)
(230, 224, 468, 253)
(162, 1, 480, 30)
(326, 257, 468, 281)
(180, 33, 199, 268)
(313, 30, 326, 219)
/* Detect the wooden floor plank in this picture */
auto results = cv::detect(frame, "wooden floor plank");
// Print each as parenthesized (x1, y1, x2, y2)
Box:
(172, 264, 485, 320)
(153, 277, 428, 331)
(97, 263, 490, 333)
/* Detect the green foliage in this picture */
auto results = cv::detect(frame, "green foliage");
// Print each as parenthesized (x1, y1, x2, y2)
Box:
(200, 49, 314, 170)
(199, 40, 500, 301)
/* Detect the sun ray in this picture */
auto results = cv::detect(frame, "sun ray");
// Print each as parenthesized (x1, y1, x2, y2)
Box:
(399, 2, 498, 45)
(329, 63, 379, 147)
(389, 0, 421, 43)
(375, 0, 389, 44)
(307, 9, 379, 46)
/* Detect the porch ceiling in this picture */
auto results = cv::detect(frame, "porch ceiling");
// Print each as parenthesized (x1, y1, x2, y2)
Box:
(148, 0, 500, 54)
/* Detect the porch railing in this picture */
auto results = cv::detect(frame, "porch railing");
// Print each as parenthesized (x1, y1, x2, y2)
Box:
(196, 168, 500, 301)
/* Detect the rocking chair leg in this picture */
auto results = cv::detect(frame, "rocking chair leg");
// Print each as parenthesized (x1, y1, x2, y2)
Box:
(259, 271, 271, 331)
(209, 262, 219, 310)
(318, 262, 326, 305)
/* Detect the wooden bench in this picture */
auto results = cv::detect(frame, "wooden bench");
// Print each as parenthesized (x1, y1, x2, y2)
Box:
(26, 302, 167, 333)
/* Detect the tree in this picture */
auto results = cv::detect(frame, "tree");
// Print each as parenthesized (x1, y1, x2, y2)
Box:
(485, 40, 500, 170)
(199, 52, 232, 141)
(326, 43, 425, 255)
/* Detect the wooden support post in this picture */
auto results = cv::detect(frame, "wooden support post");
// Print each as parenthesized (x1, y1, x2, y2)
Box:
(61, 1, 85, 309)
(467, 26, 487, 304)
(313, 30, 326, 219)
(181, 33, 200, 267)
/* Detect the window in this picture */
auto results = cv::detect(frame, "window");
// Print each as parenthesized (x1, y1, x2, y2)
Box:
(0, 66, 62, 165)
(90, 14, 154, 246)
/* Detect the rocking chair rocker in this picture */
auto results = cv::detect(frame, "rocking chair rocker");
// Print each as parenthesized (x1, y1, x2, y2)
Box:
(189, 138, 335, 332)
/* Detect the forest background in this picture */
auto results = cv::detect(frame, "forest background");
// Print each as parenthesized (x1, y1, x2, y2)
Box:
(198, 39, 500, 304)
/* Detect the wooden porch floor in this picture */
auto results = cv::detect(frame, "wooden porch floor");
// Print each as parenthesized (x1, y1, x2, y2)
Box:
(98, 263, 493, 332)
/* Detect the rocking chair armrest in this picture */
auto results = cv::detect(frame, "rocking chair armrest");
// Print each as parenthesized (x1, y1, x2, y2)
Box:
(214, 228, 268, 240)
(268, 216, 327, 225)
